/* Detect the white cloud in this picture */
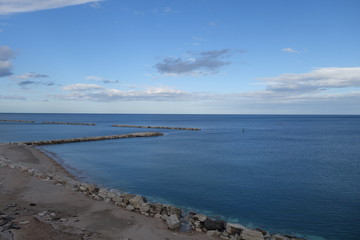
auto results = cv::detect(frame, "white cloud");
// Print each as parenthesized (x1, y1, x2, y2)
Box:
(54, 67, 360, 112)
(0, 0, 103, 15)
(58, 85, 206, 102)
(228, 67, 360, 104)
(263, 67, 360, 93)
(62, 83, 104, 91)
(282, 48, 298, 53)
(85, 75, 119, 84)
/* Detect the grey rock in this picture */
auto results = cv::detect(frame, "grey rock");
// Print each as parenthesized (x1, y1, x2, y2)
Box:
(149, 203, 163, 214)
(241, 228, 265, 240)
(129, 195, 146, 209)
(193, 214, 207, 222)
(121, 193, 136, 204)
(166, 214, 181, 230)
(226, 223, 246, 235)
(271, 235, 291, 240)
(97, 188, 108, 199)
(65, 180, 80, 191)
(204, 218, 225, 231)
(139, 203, 150, 213)
(125, 205, 135, 211)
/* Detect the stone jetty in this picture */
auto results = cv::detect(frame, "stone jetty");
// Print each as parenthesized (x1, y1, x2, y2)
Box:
(0, 155, 308, 240)
(112, 124, 201, 131)
(0, 119, 35, 123)
(42, 121, 96, 126)
(21, 132, 164, 146)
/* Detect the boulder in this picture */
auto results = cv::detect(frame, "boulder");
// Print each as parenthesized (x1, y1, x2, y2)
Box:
(125, 205, 135, 211)
(112, 196, 124, 205)
(166, 214, 181, 230)
(65, 180, 80, 191)
(204, 218, 225, 231)
(129, 195, 146, 209)
(140, 203, 150, 213)
(271, 235, 291, 240)
(241, 228, 265, 240)
(121, 193, 136, 204)
(149, 203, 163, 214)
(97, 188, 108, 199)
(226, 223, 246, 235)
(193, 214, 207, 222)
(168, 206, 182, 217)
(52, 176, 67, 184)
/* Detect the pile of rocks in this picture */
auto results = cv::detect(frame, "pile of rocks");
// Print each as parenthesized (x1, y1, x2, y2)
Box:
(0, 119, 34, 123)
(20, 132, 164, 146)
(112, 124, 201, 131)
(185, 213, 306, 240)
(0, 156, 307, 240)
(42, 122, 96, 126)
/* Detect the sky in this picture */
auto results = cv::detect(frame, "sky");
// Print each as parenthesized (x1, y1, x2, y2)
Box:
(0, 0, 359, 114)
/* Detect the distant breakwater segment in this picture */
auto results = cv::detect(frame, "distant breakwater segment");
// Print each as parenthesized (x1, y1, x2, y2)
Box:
(42, 121, 96, 126)
(112, 124, 201, 131)
(21, 132, 164, 146)
(0, 119, 35, 123)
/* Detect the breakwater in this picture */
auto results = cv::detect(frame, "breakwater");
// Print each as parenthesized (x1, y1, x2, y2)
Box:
(0, 119, 35, 123)
(42, 121, 96, 126)
(112, 124, 201, 131)
(0, 153, 307, 240)
(21, 132, 164, 146)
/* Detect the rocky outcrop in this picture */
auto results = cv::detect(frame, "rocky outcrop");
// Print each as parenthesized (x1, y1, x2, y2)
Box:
(112, 124, 201, 131)
(20, 132, 164, 145)
(42, 122, 96, 126)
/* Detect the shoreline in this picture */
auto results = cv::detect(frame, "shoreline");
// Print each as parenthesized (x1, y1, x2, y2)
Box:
(0, 143, 307, 240)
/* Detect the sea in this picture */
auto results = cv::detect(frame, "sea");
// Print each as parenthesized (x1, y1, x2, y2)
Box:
(0, 113, 359, 240)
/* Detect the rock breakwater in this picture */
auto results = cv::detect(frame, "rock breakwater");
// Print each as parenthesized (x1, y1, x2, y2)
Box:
(0, 119, 35, 123)
(0, 153, 308, 240)
(20, 132, 164, 145)
(112, 124, 201, 131)
(42, 121, 96, 126)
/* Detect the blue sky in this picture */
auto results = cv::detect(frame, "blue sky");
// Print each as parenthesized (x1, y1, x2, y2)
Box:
(0, 0, 359, 114)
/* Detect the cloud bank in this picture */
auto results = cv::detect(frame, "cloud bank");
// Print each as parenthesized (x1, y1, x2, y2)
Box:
(263, 67, 360, 94)
(231, 67, 360, 103)
(155, 49, 231, 76)
(59, 84, 204, 102)
(57, 67, 360, 106)
(0, 0, 102, 15)
(0, 46, 15, 77)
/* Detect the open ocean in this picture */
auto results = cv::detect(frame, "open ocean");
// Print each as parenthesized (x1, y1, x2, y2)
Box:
(0, 113, 359, 240)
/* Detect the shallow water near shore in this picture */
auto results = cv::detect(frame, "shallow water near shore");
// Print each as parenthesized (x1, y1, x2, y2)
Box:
(1, 113, 360, 240)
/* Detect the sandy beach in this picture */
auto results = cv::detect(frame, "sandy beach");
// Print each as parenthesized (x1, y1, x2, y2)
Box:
(0, 143, 213, 240)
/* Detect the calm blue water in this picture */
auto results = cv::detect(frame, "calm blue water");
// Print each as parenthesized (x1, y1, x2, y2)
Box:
(1, 113, 359, 240)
